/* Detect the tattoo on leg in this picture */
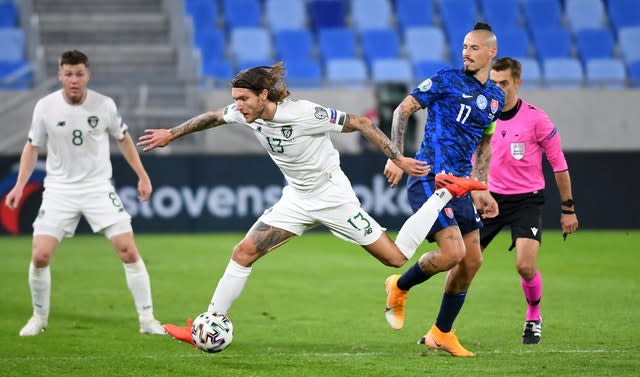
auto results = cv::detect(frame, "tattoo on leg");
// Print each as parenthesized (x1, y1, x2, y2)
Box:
(248, 222, 294, 254)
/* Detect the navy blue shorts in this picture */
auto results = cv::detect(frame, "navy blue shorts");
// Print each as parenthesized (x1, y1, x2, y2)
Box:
(406, 174, 483, 243)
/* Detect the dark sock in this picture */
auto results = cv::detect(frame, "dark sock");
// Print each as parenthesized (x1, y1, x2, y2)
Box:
(435, 291, 467, 332)
(397, 262, 432, 291)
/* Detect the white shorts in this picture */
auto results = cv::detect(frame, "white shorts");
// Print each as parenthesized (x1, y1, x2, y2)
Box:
(33, 187, 132, 241)
(259, 170, 384, 245)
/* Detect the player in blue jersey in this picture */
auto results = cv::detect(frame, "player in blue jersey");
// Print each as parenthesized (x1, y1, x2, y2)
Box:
(383, 22, 505, 357)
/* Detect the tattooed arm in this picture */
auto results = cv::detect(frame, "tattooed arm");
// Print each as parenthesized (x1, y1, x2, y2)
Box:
(383, 96, 424, 187)
(471, 133, 492, 183)
(342, 113, 429, 177)
(137, 109, 227, 152)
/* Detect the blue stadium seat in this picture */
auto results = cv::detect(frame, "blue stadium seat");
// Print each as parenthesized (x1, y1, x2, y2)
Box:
(480, 0, 521, 33)
(0, 2, 18, 27)
(607, 0, 640, 31)
(308, 0, 345, 31)
(222, 0, 261, 29)
(618, 27, 640, 64)
(585, 58, 627, 88)
(0, 61, 32, 90)
(194, 27, 225, 63)
(274, 29, 313, 61)
(325, 58, 368, 86)
(542, 58, 584, 88)
(265, 0, 306, 31)
(413, 60, 450, 79)
(285, 58, 322, 88)
(524, 0, 563, 32)
(439, 0, 478, 45)
(532, 28, 572, 61)
(496, 27, 530, 59)
(317, 27, 356, 62)
(395, 0, 434, 30)
(350, 0, 392, 32)
(371, 58, 413, 83)
(360, 29, 400, 66)
(565, 0, 606, 31)
(236, 59, 275, 73)
(0, 28, 24, 62)
(229, 27, 272, 63)
(575, 28, 615, 64)
(628, 61, 640, 88)
(185, 0, 218, 32)
(518, 57, 542, 88)
(404, 27, 446, 63)
(201, 59, 233, 82)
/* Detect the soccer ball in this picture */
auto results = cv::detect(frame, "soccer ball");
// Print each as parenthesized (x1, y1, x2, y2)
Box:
(191, 312, 234, 353)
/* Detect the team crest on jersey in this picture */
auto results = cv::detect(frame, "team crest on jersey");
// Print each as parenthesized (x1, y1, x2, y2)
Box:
(87, 116, 99, 128)
(281, 125, 293, 138)
(510, 142, 525, 160)
(314, 106, 328, 120)
(444, 208, 454, 219)
(491, 99, 499, 114)
(418, 79, 432, 91)
(476, 95, 487, 110)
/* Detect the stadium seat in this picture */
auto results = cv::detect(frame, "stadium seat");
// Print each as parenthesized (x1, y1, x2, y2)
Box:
(235, 59, 275, 73)
(0, 2, 18, 27)
(325, 58, 368, 87)
(518, 57, 543, 88)
(628, 61, 640, 88)
(0, 28, 24, 62)
(575, 28, 615, 64)
(585, 58, 627, 89)
(480, 0, 521, 33)
(265, 0, 306, 31)
(0, 61, 32, 89)
(565, 0, 606, 31)
(532, 28, 572, 61)
(360, 29, 400, 67)
(350, 0, 392, 32)
(308, 0, 345, 31)
(542, 58, 584, 88)
(274, 29, 313, 61)
(404, 27, 446, 63)
(229, 27, 272, 63)
(496, 27, 530, 59)
(395, 0, 434, 30)
(607, 0, 640, 32)
(524, 0, 563, 32)
(371, 58, 413, 83)
(201, 59, 233, 82)
(439, 0, 478, 44)
(618, 27, 640, 64)
(194, 27, 225, 63)
(317, 27, 356, 62)
(413, 60, 450, 79)
(222, 0, 261, 29)
(284, 58, 322, 88)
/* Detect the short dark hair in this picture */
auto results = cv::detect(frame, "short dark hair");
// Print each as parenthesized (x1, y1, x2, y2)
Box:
(473, 22, 493, 32)
(59, 50, 89, 67)
(493, 57, 522, 80)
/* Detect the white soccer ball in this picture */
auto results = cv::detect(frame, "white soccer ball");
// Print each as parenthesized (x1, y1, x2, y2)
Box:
(191, 312, 234, 353)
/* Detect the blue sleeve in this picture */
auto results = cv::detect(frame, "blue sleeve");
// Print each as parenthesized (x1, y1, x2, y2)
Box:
(410, 70, 448, 109)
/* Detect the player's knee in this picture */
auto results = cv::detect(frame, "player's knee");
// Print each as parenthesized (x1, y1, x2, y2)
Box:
(231, 240, 259, 266)
(31, 249, 52, 267)
(516, 263, 536, 280)
(383, 254, 408, 268)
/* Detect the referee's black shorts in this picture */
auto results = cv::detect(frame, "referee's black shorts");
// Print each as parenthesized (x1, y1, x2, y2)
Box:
(480, 190, 545, 251)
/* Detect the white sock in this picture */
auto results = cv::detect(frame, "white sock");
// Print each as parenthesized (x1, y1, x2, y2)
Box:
(208, 259, 252, 314)
(395, 188, 452, 259)
(28, 262, 50, 320)
(123, 259, 155, 322)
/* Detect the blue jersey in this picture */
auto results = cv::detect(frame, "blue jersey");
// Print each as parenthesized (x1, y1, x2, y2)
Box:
(410, 68, 505, 177)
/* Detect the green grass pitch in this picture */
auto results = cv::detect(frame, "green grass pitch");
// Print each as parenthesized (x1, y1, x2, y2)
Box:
(1, 230, 639, 376)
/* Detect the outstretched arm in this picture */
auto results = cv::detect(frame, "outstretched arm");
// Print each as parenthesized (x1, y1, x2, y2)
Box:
(384, 95, 423, 187)
(137, 109, 226, 152)
(341, 113, 429, 178)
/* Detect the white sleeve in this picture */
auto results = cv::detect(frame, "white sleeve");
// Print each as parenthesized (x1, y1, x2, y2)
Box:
(222, 104, 247, 125)
(27, 100, 47, 147)
(106, 98, 128, 140)
(297, 101, 347, 135)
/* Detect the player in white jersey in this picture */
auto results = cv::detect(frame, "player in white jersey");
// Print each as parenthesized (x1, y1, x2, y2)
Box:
(137, 62, 487, 346)
(4, 50, 165, 336)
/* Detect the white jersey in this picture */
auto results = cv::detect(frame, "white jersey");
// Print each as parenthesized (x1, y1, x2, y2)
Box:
(223, 99, 347, 193)
(28, 89, 128, 191)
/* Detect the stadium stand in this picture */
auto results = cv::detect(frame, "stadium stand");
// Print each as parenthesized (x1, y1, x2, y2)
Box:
(229, 27, 272, 65)
(265, 0, 307, 31)
(325, 58, 368, 87)
(360, 29, 401, 67)
(618, 27, 640, 65)
(519, 57, 543, 88)
(413, 60, 450, 80)
(607, 0, 640, 32)
(222, 0, 261, 29)
(371, 58, 413, 83)
(317, 27, 356, 62)
(542, 58, 584, 89)
(585, 58, 627, 89)
(575, 28, 615, 64)
(532, 28, 573, 61)
(350, 0, 393, 32)
(565, 0, 606, 31)
(480, 0, 521, 33)
(404, 26, 447, 63)
(274, 29, 314, 61)
(394, 0, 434, 30)
(308, 0, 346, 31)
(0, 0, 17, 27)
(524, 0, 563, 32)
